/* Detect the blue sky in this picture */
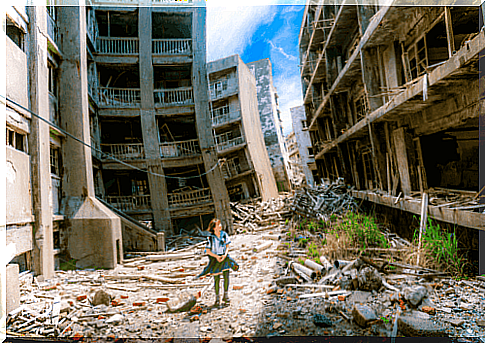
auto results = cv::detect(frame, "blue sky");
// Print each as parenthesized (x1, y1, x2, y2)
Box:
(207, 4, 305, 136)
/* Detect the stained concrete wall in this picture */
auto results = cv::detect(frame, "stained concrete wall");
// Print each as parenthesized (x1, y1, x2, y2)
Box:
(6, 147, 33, 225)
(237, 57, 279, 201)
(290, 105, 315, 186)
(246, 59, 290, 192)
(6, 264, 20, 314)
(6, 37, 28, 108)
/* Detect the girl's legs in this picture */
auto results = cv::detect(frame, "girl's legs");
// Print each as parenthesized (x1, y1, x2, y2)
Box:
(213, 274, 220, 305)
(222, 270, 230, 302)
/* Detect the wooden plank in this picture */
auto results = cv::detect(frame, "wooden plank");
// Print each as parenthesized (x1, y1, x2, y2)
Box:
(417, 192, 429, 266)
(392, 127, 412, 195)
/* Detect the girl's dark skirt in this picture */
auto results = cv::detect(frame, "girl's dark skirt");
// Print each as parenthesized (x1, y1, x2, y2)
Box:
(197, 255, 239, 278)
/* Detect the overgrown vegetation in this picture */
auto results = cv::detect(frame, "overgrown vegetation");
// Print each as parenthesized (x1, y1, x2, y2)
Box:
(413, 217, 468, 276)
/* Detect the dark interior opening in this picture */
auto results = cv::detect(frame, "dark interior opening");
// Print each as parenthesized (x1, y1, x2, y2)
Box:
(165, 165, 208, 193)
(100, 118, 143, 144)
(152, 12, 192, 39)
(426, 19, 448, 66)
(451, 7, 479, 50)
(6, 17, 24, 50)
(157, 116, 197, 142)
(96, 10, 139, 37)
(153, 65, 191, 89)
(98, 64, 140, 88)
(103, 170, 149, 196)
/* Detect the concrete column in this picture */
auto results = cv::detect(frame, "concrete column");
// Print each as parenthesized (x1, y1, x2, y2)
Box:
(57, 6, 122, 269)
(191, 7, 233, 233)
(356, 4, 376, 36)
(479, 16, 484, 275)
(27, 7, 54, 278)
(138, 7, 172, 235)
(392, 127, 412, 196)
(360, 47, 383, 112)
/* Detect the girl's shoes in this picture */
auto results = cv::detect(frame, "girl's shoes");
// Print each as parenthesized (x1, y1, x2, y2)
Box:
(222, 292, 230, 303)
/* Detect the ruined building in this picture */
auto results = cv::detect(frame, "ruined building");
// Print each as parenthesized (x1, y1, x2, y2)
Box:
(5, 0, 232, 280)
(246, 59, 292, 192)
(299, 4, 484, 236)
(289, 105, 317, 187)
(208, 55, 279, 202)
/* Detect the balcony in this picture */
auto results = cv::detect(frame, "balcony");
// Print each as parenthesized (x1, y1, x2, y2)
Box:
(211, 107, 241, 127)
(104, 195, 151, 212)
(96, 37, 139, 55)
(154, 87, 194, 107)
(216, 135, 245, 153)
(221, 159, 248, 180)
(160, 139, 200, 159)
(168, 188, 212, 208)
(101, 143, 145, 160)
(153, 39, 192, 55)
(209, 79, 237, 101)
(98, 87, 141, 108)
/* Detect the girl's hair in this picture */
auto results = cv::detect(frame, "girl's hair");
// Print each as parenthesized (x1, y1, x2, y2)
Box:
(208, 218, 220, 234)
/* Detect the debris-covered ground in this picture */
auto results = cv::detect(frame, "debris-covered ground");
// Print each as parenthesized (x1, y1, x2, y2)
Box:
(6, 182, 485, 339)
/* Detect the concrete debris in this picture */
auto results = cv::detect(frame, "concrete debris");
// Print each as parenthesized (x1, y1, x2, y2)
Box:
(6, 187, 485, 338)
(290, 179, 359, 219)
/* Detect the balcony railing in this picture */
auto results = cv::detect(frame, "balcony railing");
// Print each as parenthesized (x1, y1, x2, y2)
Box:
(216, 136, 245, 153)
(160, 139, 200, 158)
(86, 9, 99, 45)
(101, 143, 145, 160)
(211, 108, 241, 127)
(209, 79, 237, 100)
(153, 39, 192, 55)
(154, 87, 194, 106)
(96, 37, 139, 55)
(222, 160, 245, 179)
(168, 188, 212, 208)
(104, 195, 151, 212)
(98, 87, 141, 107)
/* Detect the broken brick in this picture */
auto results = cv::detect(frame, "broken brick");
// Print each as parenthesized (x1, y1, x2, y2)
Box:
(133, 301, 146, 307)
(233, 285, 244, 290)
(266, 287, 277, 294)
(111, 299, 122, 306)
(277, 289, 284, 294)
(137, 266, 145, 271)
(76, 295, 87, 301)
(156, 297, 169, 303)
(338, 295, 346, 301)
(421, 306, 436, 315)
(121, 295, 129, 299)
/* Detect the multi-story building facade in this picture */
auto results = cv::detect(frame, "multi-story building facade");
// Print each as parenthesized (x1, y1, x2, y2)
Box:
(89, 3, 232, 237)
(290, 105, 317, 187)
(208, 55, 278, 202)
(4, 0, 232, 287)
(285, 131, 304, 187)
(298, 4, 484, 245)
(246, 59, 291, 192)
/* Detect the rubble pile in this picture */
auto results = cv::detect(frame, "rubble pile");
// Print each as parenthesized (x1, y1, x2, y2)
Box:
(290, 179, 359, 219)
(231, 196, 291, 234)
(6, 186, 485, 339)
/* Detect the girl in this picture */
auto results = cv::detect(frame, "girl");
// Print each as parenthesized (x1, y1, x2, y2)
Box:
(197, 218, 239, 306)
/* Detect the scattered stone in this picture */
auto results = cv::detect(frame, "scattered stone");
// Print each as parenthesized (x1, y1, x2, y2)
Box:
(275, 276, 299, 287)
(313, 314, 332, 327)
(476, 319, 485, 327)
(352, 305, 377, 328)
(273, 323, 283, 330)
(402, 286, 427, 307)
(76, 295, 87, 301)
(91, 290, 111, 306)
(348, 291, 371, 304)
(446, 318, 464, 327)
(398, 315, 448, 337)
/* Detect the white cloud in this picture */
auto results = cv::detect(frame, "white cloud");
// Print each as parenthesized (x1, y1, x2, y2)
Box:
(267, 40, 298, 61)
(274, 73, 303, 135)
(207, 6, 276, 62)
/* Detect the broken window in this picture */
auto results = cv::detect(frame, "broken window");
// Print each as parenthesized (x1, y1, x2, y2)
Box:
(152, 12, 192, 39)
(6, 17, 24, 50)
(308, 147, 314, 156)
(227, 183, 246, 202)
(301, 120, 309, 130)
(354, 93, 368, 122)
(6, 127, 26, 153)
(50, 146, 61, 176)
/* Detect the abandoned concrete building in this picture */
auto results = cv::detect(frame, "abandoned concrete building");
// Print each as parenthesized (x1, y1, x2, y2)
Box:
(207, 55, 279, 203)
(289, 105, 317, 187)
(299, 4, 484, 237)
(5, 0, 233, 280)
(246, 59, 292, 192)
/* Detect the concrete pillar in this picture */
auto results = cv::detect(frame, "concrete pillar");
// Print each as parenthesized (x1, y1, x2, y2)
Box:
(138, 7, 172, 235)
(57, 6, 122, 269)
(361, 47, 383, 112)
(27, 7, 55, 278)
(479, 18, 484, 275)
(392, 127, 412, 196)
(191, 7, 233, 233)
(356, 4, 376, 36)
